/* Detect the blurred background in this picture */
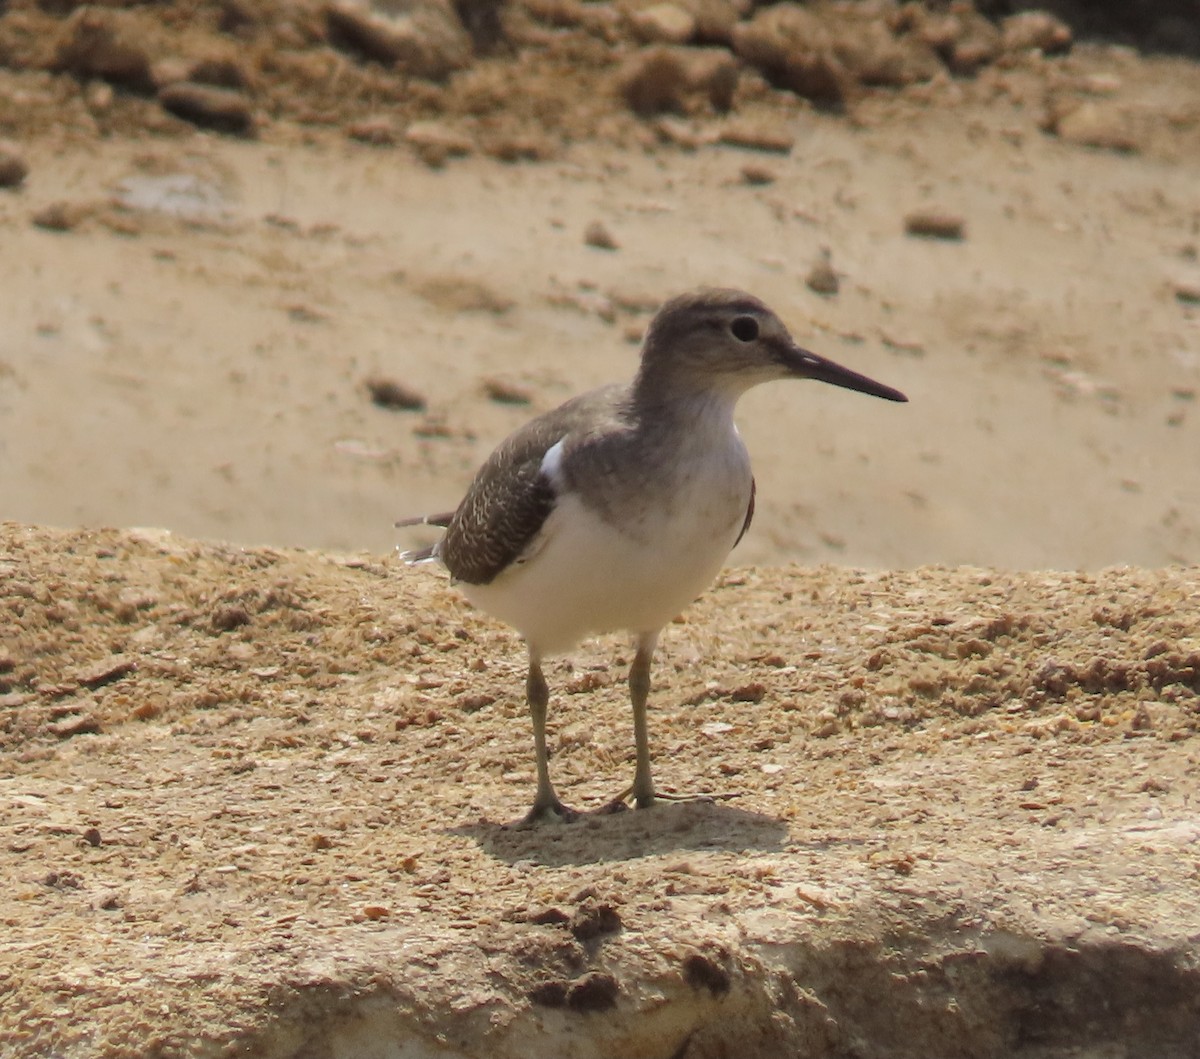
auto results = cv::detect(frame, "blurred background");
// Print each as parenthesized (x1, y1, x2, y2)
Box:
(2, 0, 1198, 570)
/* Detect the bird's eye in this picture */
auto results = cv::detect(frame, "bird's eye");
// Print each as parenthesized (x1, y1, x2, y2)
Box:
(730, 315, 759, 342)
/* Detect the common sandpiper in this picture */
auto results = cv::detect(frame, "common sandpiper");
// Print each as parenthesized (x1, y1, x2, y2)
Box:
(399, 287, 907, 822)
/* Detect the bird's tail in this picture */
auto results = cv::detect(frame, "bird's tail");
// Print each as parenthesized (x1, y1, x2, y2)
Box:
(398, 544, 440, 564)
(395, 510, 454, 566)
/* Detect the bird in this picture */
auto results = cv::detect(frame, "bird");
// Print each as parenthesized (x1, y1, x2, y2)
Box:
(398, 287, 907, 822)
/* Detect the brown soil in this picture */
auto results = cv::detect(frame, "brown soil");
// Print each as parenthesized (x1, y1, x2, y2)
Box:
(3, 524, 1200, 1058)
(3, 1, 1200, 1055)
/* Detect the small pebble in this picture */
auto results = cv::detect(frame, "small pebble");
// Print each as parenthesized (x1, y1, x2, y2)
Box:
(904, 209, 966, 241)
(1001, 10, 1072, 54)
(366, 376, 426, 412)
(805, 249, 839, 296)
(629, 2, 695, 44)
(32, 201, 90, 232)
(584, 220, 619, 250)
(1175, 282, 1200, 305)
(405, 120, 473, 167)
(718, 121, 794, 154)
(482, 378, 532, 406)
(347, 116, 401, 146)
(740, 163, 776, 186)
(1052, 102, 1139, 154)
(566, 971, 620, 1012)
(0, 144, 29, 189)
(158, 82, 254, 136)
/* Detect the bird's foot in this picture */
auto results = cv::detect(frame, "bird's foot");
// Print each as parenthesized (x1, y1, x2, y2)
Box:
(518, 795, 580, 826)
(601, 785, 729, 813)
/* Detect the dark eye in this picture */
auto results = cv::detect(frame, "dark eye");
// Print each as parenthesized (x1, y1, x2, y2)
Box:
(730, 315, 759, 342)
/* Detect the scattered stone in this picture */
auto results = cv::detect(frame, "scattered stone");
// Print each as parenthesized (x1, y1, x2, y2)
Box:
(1175, 281, 1200, 306)
(718, 120, 794, 154)
(584, 220, 619, 250)
(732, 5, 850, 110)
(365, 376, 426, 412)
(683, 951, 731, 995)
(527, 980, 569, 1007)
(44, 871, 83, 890)
(524, 906, 570, 926)
(678, 0, 744, 46)
(158, 83, 255, 136)
(569, 897, 622, 940)
(211, 604, 251, 632)
(81, 828, 102, 848)
(727, 681, 766, 703)
(482, 378, 532, 406)
(837, 19, 941, 88)
(325, 0, 473, 81)
(913, 10, 1001, 76)
(1050, 102, 1139, 154)
(286, 303, 327, 324)
(32, 201, 92, 232)
(150, 57, 193, 91)
(53, 8, 154, 92)
(653, 116, 707, 149)
(628, 2, 696, 45)
(405, 120, 474, 166)
(413, 274, 512, 313)
(0, 145, 28, 189)
(566, 971, 620, 1012)
(50, 713, 102, 739)
(191, 56, 255, 91)
(617, 45, 738, 116)
(131, 700, 161, 720)
(1078, 72, 1122, 97)
(805, 249, 839, 296)
(522, 0, 619, 36)
(740, 162, 776, 186)
(483, 132, 554, 163)
(77, 657, 136, 690)
(904, 209, 965, 241)
(1001, 10, 1072, 55)
(347, 116, 402, 145)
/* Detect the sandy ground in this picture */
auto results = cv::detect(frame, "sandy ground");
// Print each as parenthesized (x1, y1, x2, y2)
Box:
(2, 33, 1199, 569)
(3, 1, 1200, 1056)
(3, 524, 1200, 1057)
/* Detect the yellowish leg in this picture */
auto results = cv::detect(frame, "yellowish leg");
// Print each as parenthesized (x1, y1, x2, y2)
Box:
(607, 631, 724, 811)
(523, 651, 577, 823)
(628, 632, 657, 807)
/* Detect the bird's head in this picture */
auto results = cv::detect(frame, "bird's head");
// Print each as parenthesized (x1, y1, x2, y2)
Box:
(635, 288, 908, 404)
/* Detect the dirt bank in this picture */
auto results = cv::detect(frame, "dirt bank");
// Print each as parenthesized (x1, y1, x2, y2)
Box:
(2, 524, 1199, 1057)
(3, 1, 1200, 1054)
(2, 1, 1199, 570)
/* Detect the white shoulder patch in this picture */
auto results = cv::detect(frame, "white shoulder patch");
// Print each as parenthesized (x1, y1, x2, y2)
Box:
(539, 437, 567, 485)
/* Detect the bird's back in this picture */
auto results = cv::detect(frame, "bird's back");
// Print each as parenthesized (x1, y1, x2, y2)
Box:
(438, 384, 630, 585)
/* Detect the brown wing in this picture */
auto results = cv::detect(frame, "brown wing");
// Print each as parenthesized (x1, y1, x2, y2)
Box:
(439, 386, 627, 585)
(733, 476, 755, 548)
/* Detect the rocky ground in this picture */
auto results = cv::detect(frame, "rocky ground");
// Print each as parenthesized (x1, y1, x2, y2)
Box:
(3, 524, 1200, 1058)
(2, 0, 1200, 1056)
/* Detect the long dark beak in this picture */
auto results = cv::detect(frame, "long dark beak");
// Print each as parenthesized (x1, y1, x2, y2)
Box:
(783, 343, 908, 403)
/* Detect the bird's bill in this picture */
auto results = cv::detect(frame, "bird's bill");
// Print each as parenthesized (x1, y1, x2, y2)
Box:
(784, 344, 908, 403)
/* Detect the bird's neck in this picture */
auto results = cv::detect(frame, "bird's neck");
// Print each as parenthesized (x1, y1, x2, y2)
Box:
(629, 373, 743, 455)
(632, 365, 741, 421)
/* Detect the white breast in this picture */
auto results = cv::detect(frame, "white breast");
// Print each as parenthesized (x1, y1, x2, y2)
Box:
(461, 430, 752, 656)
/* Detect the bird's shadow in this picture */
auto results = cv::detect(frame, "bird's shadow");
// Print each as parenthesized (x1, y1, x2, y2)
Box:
(450, 798, 789, 867)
